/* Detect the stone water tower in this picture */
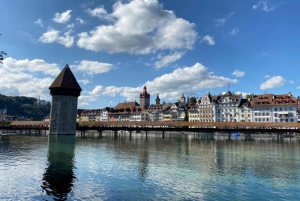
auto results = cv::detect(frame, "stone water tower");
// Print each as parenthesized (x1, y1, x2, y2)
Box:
(49, 65, 82, 135)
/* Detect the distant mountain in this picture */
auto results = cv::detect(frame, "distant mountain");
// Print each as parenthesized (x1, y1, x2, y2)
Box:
(0, 94, 51, 120)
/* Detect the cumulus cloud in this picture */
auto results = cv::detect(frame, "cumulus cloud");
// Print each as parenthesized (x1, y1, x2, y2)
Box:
(201, 35, 215, 45)
(52, 10, 72, 23)
(260, 76, 285, 90)
(77, 0, 197, 54)
(3, 57, 61, 76)
(76, 17, 85, 24)
(39, 28, 74, 47)
(232, 70, 245, 77)
(253, 1, 276, 12)
(34, 19, 44, 27)
(154, 52, 185, 68)
(66, 23, 74, 29)
(78, 80, 90, 85)
(83, 62, 237, 105)
(71, 60, 115, 75)
(0, 66, 54, 100)
(230, 27, 239, 35)
(86, 6, 108, 18)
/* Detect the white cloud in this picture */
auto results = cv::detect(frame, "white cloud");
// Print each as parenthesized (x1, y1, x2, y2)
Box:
(265, 75, 270, 78)
(289, 80, 294, 84)
(86, 6, 108, 18)
(0, 66, 54, 100)
(234, 91, 252, 98)
(85, 62, 237, 103)
(76, 17, 85, 24)
(201, 35, 215, 45)
(214, 18, 226, 27)
(232, 70, 245, 77)
(72, 60, 115, 75)
(39, 28, 74, 47)
(297, 86, 300, 90)
(3, 57, 61, 76)
(66, 23, 74, 29)
(154, 52, 185, 68)
(77, 0, 197, 54)
(214, 12, 235, 27)
(34, 19, 44, 27)
(230, 27, 239, 35)
(78, 80, 90, 85)
(53, 10, 72, 23)
(260, 76, 285, 90)
(253, 1, 276, 12)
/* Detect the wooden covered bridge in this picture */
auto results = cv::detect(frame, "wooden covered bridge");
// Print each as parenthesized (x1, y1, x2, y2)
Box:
(0, 121, 300, 137)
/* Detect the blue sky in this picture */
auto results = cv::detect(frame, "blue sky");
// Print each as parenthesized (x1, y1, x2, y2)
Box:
(1, 0, 299, 108)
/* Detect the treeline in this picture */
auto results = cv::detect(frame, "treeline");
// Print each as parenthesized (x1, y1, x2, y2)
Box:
(0, 94, 50, 120)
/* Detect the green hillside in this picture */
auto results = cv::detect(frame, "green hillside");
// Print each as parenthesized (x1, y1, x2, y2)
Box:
(0, 94, 51, 120)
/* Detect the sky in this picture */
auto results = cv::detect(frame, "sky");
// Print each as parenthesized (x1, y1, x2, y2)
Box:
(1, 0, 300, 109)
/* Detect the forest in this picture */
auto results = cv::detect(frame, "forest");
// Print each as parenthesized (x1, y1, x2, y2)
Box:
(0, 94, 50, 120)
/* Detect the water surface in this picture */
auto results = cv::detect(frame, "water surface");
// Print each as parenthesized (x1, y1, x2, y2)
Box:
(0, 132, 299, 200)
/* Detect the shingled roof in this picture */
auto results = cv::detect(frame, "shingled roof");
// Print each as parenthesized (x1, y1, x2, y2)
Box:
(49, 65, 82, 97)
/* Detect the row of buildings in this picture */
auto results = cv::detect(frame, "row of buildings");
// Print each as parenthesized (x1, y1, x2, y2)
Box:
(78, 86, 300, 123)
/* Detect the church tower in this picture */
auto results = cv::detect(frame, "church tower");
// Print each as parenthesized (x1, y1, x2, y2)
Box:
(140, 86, 150, 108)
(181, 94, 186, 104)
(49, 65, 82, 135)
(155, 93, 160, 105)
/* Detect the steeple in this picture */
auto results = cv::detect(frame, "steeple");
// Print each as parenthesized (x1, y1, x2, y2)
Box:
(181, 94, 186, 104)
(155, 93, 160, 105)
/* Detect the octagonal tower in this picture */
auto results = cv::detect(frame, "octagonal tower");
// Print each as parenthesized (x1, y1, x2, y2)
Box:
(49, 65, 82, 135)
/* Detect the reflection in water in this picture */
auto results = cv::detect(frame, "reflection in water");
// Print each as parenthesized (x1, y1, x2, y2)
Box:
(42, 136, 76, 200)
(137, 141, 149, 181)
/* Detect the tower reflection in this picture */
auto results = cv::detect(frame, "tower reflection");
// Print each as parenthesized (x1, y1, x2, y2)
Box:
(42, 135, 76, 200)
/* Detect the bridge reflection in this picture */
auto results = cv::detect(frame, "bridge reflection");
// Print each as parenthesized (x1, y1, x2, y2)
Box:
(41, 136, 76, 200)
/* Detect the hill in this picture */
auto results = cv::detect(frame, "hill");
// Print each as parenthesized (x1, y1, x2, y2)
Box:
(0, 94, 51, 120)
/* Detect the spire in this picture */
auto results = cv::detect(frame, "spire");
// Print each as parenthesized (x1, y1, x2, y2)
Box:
(155, 93, 160, 104)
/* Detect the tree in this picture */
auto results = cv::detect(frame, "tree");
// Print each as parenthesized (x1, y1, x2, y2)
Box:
(246, 94, 252, 99)
(184, 111, 188, 121)
(189, 97, 197, 104)
(0, 51, 6, 64)
(0, 34, 7, 64)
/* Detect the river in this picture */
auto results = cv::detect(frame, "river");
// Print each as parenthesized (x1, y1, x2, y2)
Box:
(0, 131, 299, 200)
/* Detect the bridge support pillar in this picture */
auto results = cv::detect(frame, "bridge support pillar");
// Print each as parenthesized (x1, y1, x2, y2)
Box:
(162, 131, 165, 138)
(114, 130, 118, 137)
(98, 130, 102, 137)
(129, 130, 132, 138)
(81, 130, 85, 136)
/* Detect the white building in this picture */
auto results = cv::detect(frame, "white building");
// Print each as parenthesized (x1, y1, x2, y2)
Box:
(216, 91, 242, 122)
